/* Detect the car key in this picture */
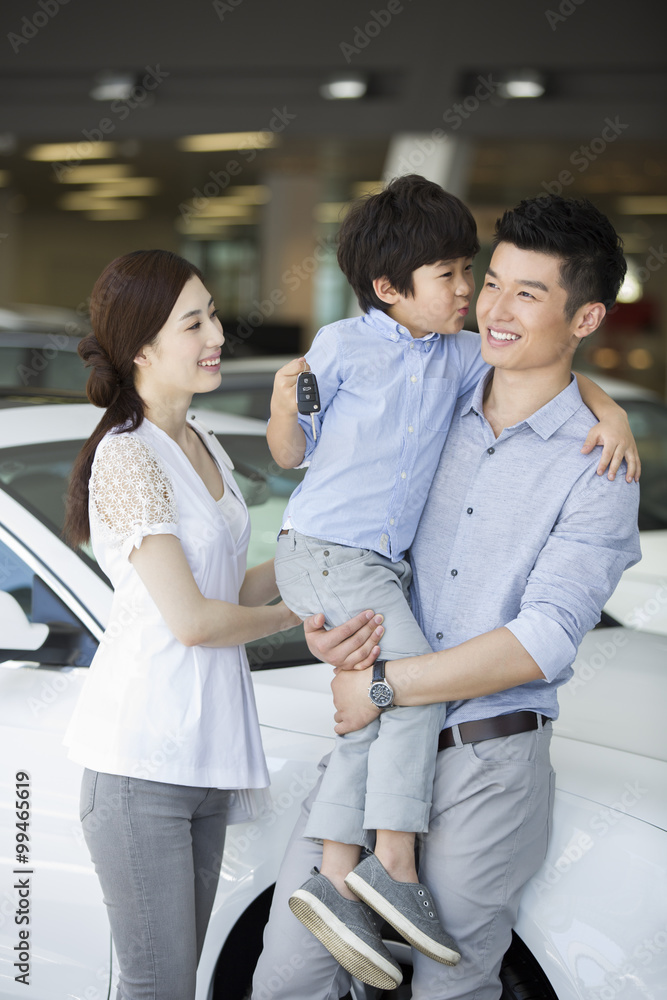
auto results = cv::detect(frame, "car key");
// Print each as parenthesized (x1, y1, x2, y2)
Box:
(296, 371, 321, 441)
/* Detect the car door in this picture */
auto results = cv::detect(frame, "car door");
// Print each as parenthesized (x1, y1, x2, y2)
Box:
(0, 518, 111, 1000)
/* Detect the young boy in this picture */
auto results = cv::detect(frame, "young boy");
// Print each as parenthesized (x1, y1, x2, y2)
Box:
(267, 175, 637, 990)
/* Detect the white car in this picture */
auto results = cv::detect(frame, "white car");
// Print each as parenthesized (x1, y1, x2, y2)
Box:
(0, 400, 666, 1000)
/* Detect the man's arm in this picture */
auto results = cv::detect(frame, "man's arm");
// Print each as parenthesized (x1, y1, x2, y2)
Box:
(330, 626, 542, 733)
(321, 468, 641, 733)
(575, 372, 640, 482)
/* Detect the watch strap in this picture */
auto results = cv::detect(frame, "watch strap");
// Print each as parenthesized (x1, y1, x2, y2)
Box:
(372, 659, 387, 683)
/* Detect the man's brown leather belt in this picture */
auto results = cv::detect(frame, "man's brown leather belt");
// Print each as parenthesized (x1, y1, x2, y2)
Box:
(438, 711, 550, 751)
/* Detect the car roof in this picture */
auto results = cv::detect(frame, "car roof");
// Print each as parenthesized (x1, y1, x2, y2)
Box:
(0, 401, 268, 448)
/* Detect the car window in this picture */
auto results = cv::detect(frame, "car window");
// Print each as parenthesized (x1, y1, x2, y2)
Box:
(0, 536, 97, 667)
(0, 432, 314, 669)
(625, 400, 667, 531)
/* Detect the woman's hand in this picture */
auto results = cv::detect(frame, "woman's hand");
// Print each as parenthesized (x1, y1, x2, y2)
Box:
(303, 610, 384, 669)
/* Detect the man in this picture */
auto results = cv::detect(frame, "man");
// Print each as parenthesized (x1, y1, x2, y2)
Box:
(251, 194, 641, 1000)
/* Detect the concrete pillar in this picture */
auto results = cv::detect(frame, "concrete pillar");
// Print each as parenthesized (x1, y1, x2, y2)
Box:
(260, 173, 322, 349)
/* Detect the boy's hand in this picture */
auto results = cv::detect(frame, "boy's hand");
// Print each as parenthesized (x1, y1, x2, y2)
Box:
(271, 357, 309, 417)
(581, 412, 641, 482)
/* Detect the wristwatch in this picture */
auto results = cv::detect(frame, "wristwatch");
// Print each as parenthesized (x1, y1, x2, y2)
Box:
(368, 659, 394, 709)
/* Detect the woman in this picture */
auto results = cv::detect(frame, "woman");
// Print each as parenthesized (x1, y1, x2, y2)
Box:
(63, 249, 299, 1000)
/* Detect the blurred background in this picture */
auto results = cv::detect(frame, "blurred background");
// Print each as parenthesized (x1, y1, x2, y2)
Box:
(0, 0, 665, 396)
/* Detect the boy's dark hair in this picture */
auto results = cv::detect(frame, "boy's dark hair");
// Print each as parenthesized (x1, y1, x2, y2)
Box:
(493, 195, 627, 321)
(337, 174, 480, 314)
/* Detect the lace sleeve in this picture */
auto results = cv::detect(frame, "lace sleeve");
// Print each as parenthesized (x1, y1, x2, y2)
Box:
(89, 433, 179, 558)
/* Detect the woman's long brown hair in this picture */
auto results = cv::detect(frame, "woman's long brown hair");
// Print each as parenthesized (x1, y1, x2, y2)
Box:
(63, 250, 202, 548)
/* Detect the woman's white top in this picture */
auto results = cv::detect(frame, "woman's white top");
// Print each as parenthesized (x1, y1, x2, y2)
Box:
(64, 414, 270, 805)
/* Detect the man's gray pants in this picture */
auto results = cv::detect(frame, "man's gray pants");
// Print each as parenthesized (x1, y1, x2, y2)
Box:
(251, 722, 555, 1000)
(275, 529, 441, 842)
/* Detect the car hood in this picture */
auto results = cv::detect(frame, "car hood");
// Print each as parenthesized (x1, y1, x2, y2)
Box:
(605, 530, 667, 635)
(253, 662, 338, 740)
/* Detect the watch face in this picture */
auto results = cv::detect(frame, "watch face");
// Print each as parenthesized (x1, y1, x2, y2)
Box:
(369, 681, 394, 708)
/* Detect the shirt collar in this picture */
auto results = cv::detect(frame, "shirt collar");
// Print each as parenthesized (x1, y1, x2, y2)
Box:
(364, 307, 439, 344)
(462, 370, 584, 440)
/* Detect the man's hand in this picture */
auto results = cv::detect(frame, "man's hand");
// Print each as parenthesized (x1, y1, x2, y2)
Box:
(303, 610, 384, 669)
(332, 666, 379, 734)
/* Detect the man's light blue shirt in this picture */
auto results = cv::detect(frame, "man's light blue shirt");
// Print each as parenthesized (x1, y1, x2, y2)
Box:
(285, 307, 488, 562)
(410, 370, 642, 725)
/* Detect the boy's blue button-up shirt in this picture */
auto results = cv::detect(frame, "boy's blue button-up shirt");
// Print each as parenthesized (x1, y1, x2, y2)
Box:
(285, 307, 488, 561)
(410, 370, 642, 724)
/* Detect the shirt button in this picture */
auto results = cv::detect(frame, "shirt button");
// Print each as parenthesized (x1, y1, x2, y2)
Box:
(410, 375, 417, 383)
(323, 550, 329, 556)
(322, 570, 329, 576)
(409, 342, 415, 349)
(451, 569, 458, 577)
(436, 631, 443, 640)
(408, 425, 414, 433)
(487, 447, 495, 455)
(467, 507, 473, 515)
(389, 518, 395, 525)
(401, 471, 407, 479)
(392, 333, 399, 341)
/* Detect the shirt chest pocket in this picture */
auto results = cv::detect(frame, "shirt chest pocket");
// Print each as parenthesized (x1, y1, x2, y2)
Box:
(422, 377, 459, 432)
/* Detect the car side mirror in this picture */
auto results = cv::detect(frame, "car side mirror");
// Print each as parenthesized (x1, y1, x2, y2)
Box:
(0, 591, 86, 667)
(0, 591, 48, 650)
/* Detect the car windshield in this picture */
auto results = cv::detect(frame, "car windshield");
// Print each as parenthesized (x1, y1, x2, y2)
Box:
(0, 432, 312, 669)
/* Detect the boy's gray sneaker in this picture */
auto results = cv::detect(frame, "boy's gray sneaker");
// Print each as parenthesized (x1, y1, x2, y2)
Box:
(345, 854, 461, 966)
(289, 867, 403, 990)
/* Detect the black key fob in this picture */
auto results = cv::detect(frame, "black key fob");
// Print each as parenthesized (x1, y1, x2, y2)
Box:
(296, 371, 320, 440)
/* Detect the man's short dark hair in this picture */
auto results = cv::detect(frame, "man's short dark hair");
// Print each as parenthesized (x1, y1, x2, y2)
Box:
(493, 195, 627, 321)
(337, 174, 480, 314)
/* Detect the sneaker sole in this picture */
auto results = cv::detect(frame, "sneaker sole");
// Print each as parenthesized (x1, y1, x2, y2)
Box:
(344, 872, 461, 966)
(289, 889, 403, 990)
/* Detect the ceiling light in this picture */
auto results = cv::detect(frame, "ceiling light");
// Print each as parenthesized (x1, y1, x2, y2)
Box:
(26, 142, 118, 162)
(59, 191, 131, 211)
(617, 196, 667, 214)
(90, 72, 137, 102)
(497, 70, 545, 99)
(223, 185, 271, 204)
(314, 202, 351, 224)
(90, 178, 160, 197)
(58, 165, 133, 183)
(177, 132, 279, 153)
(320, 74, 367, 100)
(86, 204, 145, 221)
